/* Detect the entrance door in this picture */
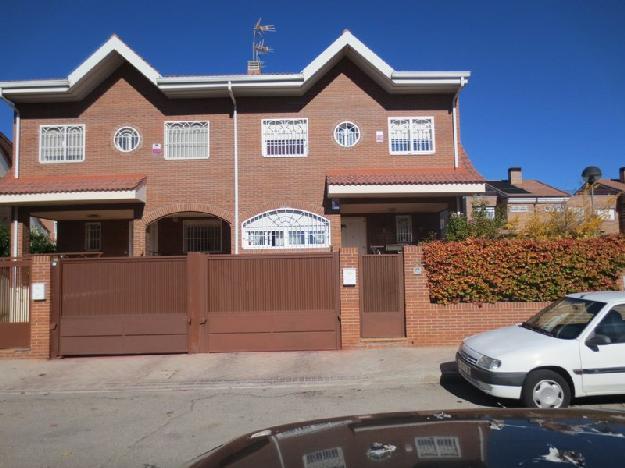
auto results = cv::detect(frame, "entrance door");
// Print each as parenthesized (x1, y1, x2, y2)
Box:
(342, 217, 367, 255)
(360, 254, 405, 338)
(580, 304, 625, 395)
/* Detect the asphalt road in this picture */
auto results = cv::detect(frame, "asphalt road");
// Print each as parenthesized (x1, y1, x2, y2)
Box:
(1, 372, 624, 468)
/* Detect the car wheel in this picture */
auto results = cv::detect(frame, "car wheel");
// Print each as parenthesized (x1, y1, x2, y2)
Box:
(521, 370, 571, 409)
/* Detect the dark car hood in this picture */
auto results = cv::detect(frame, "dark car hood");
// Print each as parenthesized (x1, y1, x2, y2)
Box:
(188, 408, 625, 468)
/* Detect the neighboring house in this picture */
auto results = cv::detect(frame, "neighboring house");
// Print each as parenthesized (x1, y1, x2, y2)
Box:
(569, 167, 625, 235)
(0, 133, 11, 225)
(480, 167, 569, 227)
(0, 31, 486, 257)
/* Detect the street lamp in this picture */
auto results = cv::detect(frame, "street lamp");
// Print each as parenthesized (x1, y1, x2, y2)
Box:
(581, 166, 602, 212)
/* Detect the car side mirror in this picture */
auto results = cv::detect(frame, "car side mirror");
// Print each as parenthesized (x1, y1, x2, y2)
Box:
(586, 334, 611, 352)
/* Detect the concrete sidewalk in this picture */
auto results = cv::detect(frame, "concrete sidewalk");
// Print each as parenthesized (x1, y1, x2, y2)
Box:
(0, 347, 458, 394)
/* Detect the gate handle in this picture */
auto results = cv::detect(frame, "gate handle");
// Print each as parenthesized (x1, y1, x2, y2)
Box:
(199, 318, 207, 325)
(50, 322, 57, 330)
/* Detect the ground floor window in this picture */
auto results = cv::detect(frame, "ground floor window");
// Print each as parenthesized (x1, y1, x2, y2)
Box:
(84, 222, 101, 251)
(242, 208, 330, 249)
(395, 215, 413, 243)
(183, 219, 222, 253)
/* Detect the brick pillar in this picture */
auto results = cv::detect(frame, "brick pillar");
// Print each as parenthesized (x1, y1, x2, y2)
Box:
(29, 255, 52, 359)
(339, 248, 360, 348)
(132, 219, 145, 256)
(10, 208, 30, 257)
(403, 245, 431, 344)
(329, 213, 341, 251)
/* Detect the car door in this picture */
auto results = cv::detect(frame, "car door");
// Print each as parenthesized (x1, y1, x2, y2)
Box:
(579, 304, 625, 395)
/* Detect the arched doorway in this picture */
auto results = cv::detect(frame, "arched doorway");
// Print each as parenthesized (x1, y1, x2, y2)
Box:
(146, 212, 231, 256)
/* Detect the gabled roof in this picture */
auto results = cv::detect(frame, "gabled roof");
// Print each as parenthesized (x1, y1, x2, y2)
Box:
(487, 179, 569, 198)
(575, 178, 625, 195)
(0, 30, 470, 102)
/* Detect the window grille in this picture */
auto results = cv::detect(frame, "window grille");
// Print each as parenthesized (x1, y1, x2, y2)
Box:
(40, 125, 85, 162)
(183, 220, 222, 253)
(388, 117, 435, 154)
(475, 206, 496, 219)
(84, 222, 101, 251)
(262, 119, 308, 157)
(510, 205, 529, 213)
(334, 121, 360, 147)
(596, 209, 616, 221)
(395, 215, 413, 243)
(165, 121, 209, 160)
(114, 127, 141, 152)
(415, 437, 461, 459)
(242, 208, 330, 249)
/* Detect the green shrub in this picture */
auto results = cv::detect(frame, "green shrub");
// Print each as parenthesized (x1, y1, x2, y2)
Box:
(30, 230, 56, 254)
(423, 236, 625, 304)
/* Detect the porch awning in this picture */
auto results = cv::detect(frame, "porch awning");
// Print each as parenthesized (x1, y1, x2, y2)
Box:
(0, 174, 147, 205)
(326, 167, 485, 197)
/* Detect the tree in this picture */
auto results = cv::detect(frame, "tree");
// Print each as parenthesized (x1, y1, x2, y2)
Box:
(29, 230, 56, 254)
(445, 201, 506, 241)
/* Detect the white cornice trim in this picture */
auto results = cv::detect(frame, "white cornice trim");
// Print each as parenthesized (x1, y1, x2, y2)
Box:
(327, 183, 485, 197)
(507, 197, 569, 204)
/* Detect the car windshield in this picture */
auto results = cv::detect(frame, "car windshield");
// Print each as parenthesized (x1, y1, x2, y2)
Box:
(522, 297, 606, 339)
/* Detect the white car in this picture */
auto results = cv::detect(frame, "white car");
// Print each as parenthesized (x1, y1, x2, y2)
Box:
(457, 291, 625, 408)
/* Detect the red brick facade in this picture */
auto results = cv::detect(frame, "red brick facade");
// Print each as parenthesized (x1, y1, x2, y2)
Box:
(11, 56, 468, 255)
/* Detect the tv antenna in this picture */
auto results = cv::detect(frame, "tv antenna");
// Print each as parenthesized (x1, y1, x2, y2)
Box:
(252, 18, 276, 65)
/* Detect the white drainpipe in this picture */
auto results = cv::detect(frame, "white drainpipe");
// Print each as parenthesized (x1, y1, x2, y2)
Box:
(228, 82, 240, 254)
(0, 89, 21, 257)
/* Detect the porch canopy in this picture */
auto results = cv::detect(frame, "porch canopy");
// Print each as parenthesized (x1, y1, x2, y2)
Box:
(326, 167, 485, 198)
(0, 174, 146, 205)
(0, 174, 146, 256)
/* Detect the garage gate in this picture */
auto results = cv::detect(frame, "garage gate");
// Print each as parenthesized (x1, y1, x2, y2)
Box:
(52, 253, 340, 356)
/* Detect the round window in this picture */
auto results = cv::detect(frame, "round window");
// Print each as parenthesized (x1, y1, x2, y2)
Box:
(114, 127, 141, 152)
(334, 121, 360, 148)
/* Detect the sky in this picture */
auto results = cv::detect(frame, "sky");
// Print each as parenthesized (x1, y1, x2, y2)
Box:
(0, 0, 623, 192)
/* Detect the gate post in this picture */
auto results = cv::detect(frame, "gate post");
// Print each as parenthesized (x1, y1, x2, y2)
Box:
(31, 255, 52, 359)
(339, 248, 361, 348)
(186, 253, 205, 353)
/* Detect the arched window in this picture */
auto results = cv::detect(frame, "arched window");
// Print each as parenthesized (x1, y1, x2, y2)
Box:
(242, 208, 330, 249)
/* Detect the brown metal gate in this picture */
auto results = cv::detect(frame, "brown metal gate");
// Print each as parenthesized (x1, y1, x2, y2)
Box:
(53, 257, 188, 356)
(360, 254, 405, 338)
(188, 253, 340, 352)
(0, 259, 31, 349)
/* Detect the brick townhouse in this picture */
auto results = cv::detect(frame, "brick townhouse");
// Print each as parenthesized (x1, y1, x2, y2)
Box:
(0, 31, 486, 257)
(477, 167, 570, 227)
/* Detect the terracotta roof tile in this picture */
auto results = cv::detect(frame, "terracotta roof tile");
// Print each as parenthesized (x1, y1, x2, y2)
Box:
(486, 179, 569, 198)
(0, 174, 146, 195)
(597, 178, 625, 192)
(326, 166, 484, 185)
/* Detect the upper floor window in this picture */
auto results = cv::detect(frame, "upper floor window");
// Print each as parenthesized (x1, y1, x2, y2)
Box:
(388, 117, 435, 155)
(334, 121, 360, 148)
(40, 125, 85, 163)
(114, 127, 141, 152)
(242, 208, 329, 249)
(262, 119, 308, 157)
(164, 121, 209, 160)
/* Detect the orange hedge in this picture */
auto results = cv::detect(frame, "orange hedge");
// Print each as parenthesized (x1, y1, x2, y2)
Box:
(422, 236, 625, 304)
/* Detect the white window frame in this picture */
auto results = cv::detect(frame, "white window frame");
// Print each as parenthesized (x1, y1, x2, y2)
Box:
(595, 208, 616, 221)
(333, 121, 361, 148)
(39, 124, 86, 163)
(242, 208, 330, 250)
(114, 126, 141, 153)
(509, 205, 529, 213)
(164, 121, 210, 160)
(475, 206, 496, 219)
(261, 118, 309, 158)
(84, 222, 101, 251)
(182, 219, 222, 253)
(388, 116, 435, 155)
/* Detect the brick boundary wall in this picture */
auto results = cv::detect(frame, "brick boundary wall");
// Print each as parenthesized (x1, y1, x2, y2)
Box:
(341, 245, 550, 349)
(0, 255, 51, 359)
